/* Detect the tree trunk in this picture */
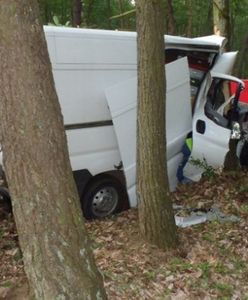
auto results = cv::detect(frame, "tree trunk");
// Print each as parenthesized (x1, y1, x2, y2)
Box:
(166, 0, 176, 35)
(72, 0, 82, 27)
(136, 0, 178, 250)
(86, 0, 95, 26)
(203, 0, 213, 36)
(0, 1, 107, 299)
(118, 0, 125, 29)
(234, 32, 248, 78)
(186, 0, 193, 37)
(213, 0, 231, 49)
(106, 0, 113, 29)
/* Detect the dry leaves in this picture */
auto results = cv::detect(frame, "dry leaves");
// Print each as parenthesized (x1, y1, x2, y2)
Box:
(1, 171, 248, 299)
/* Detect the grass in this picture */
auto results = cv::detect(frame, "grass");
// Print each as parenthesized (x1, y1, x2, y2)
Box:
(212, 282, 233, 297)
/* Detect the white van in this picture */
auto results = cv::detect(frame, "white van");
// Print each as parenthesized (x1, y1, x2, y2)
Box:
(44, 26, 245, 219)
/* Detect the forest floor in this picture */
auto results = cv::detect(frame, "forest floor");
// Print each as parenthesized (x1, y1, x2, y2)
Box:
(1, 171, 248, 299)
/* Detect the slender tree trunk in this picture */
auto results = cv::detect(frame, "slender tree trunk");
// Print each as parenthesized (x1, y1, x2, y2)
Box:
(118, 0, 125, 29)
(186, 0, 193, 37)
(234, 32, 248, 78)
(106, 0, 112, 29)
(166, 0, 176, 35)
(213, 0, 231, 49)
(204, 0, 213, 36)
(0, 1, 107, 299)
(72, 0, 82, 27)
(136, 0, 178, 249)
(86, 0, 95, 26)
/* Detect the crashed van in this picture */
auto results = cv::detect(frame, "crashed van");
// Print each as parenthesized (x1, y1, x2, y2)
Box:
(33, 27, 246, 218)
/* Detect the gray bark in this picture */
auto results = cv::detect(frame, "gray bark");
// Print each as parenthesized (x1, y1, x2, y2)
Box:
(136, 0, 178, 249)
(0, 1, 107, 299)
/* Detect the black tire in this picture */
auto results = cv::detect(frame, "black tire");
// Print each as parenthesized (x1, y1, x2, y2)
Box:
(82, 176, 128, 219)
(0, 187, 12, 213)
(240, 141, 248, 167)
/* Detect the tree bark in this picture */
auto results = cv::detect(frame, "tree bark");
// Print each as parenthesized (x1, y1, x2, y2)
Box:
(0, 1, 107, 299)
(186, 0, 193, 37)
(136, 0, 178, 249)
(204, 0, 213, 36)
(213, 0, 231, 49)
(166, 0, 176, 35)
(234, 32, 248, 78)
(85, 0, 95, 26)
(72, 0, 82, 27)
(106, 0, 112, 29)
(118, 0, 125, 29)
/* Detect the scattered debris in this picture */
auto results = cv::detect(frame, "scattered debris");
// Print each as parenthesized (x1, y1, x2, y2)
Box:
(175, 205, 240, 228)
(1, 170, 248, 299)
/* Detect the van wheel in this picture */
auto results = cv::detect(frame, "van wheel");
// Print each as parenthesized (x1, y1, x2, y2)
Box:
(240, 141, 248, 167)
(82, 177, 127, 219)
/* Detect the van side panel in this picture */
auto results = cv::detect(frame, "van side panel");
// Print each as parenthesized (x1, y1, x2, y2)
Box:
(66, 126, 121, 175)
(54, 35, 137, 65)
(52, 69, 136, 124)
(45, 29, 137, 177)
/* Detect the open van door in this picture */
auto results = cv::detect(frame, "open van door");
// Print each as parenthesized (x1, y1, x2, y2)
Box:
(105, 57, 191, 206)
(184, 72, 245, 180)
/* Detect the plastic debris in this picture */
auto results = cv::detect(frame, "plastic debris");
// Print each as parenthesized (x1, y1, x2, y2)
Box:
(174, 205, 240, 228)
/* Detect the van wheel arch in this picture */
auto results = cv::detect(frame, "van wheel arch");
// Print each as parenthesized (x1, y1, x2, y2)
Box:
(81, 171, 129, 219)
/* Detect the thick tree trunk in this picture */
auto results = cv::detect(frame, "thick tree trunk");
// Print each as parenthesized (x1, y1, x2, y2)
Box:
(213, 0, 231, 49)
(0, 1, 107, 299)
(72, 0, 82, 27)
(136, 0, 178, 249)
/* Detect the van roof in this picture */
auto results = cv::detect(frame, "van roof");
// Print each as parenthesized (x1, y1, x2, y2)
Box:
(44, 26, 226, 51)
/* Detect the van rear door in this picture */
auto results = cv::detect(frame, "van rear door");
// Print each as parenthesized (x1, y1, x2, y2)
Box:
(105, 57, 191, 206)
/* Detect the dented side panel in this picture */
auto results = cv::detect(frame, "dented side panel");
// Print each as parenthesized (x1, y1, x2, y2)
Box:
(105, 58, 191, 206)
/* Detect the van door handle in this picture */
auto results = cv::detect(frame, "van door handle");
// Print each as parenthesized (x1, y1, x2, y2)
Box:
(196, 120, 206, 134)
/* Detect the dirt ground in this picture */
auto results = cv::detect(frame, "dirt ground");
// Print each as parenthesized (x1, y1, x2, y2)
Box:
(1, 171, 248, 299)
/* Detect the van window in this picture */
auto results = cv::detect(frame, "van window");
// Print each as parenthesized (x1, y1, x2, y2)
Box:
(205, 79, 232, 128)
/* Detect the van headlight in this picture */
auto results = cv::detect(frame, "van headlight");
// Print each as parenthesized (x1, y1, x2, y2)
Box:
(231, 122, 241, 139)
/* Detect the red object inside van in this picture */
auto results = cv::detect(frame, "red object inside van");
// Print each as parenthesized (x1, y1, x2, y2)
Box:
(230, 80, 248, 103)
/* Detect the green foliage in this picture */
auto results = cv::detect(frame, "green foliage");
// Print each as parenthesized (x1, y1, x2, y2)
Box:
(83, 0, 135, 30)
(215, 262, 230, 275)
(202, 232, 215, 242)
(190, 158, 216, 178)
(230, 0, 248, 77)
(172, 0, 212, 37)
(143, 270, 156, 280)
(169, 257, 192, 271)
(38, 0, 72, 25)
(212, 282, 233, 297)
(198, 262, 211, 278)
(38, 0, 135, 30)
(37, 0, 248, 76)
(0, 281, 14, 288)
(240, 204, 248, 216)
(48, 15, 71, 26)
